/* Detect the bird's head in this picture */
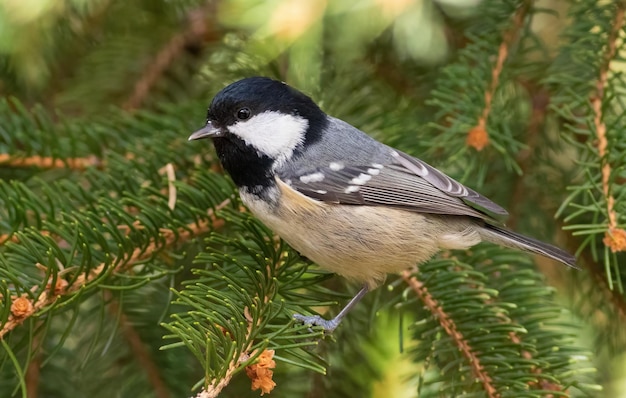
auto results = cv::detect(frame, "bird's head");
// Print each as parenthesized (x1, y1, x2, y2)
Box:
(190, 77, 326, 167)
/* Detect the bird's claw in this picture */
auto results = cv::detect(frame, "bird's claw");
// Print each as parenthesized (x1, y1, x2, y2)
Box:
(293, 313, 339, 333)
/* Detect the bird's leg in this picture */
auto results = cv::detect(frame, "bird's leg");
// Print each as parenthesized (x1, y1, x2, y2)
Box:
(293, 284, 369, 333)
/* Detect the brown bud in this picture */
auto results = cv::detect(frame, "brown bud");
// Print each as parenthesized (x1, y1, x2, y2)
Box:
(604, 227, 626, 252)
(467, 125, 489, 151)
(11, 296, 33, 318)
(246, 349, 276, 395)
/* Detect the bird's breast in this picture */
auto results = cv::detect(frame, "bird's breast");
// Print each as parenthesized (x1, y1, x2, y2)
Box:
(239, 178, 470, 288)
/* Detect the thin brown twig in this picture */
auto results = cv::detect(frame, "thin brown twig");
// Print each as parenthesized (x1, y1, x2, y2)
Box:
(488, 267, 565, 395)
(540, 227, 626, 353)
(400, 269, 499, 398)
(45, 0, 114, 112)
(25, 330, 42, 398)
(586, 249, 626, 319)
(505, 331, 562, 395)
(0, 199, 231, 338)
(106, 291, 170, 398)
(507, 82, 549, 230)
(199, 352, 250, 398)
(0, 154, 101, 170)
(593, 3, 626, 252)
(561, 226, 626, 322)
(467, 1, 532, 151)
(196, 243, 283, 398)
(198, 305, 262, 397)
(0, 234, 19, 245)
(197, 246, 282, 397)
(123, 0, 218, 110)
(0, 161, 191, 248)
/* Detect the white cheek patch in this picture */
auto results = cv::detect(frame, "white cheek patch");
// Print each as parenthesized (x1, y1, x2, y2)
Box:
(228, 111, 309, 166)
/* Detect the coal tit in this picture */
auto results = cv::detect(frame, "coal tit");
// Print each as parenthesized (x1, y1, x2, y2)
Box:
(189, 77, 576, 332)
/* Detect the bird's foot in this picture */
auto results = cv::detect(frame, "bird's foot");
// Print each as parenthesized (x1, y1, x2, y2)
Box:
(293, 314, 340, 333)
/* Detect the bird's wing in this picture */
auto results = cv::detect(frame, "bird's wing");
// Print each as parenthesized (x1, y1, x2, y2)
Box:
(278, 150, 508, 222)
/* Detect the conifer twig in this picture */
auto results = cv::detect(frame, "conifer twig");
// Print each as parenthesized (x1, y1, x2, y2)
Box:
(198, 308, 260, 397)
(587, 249, 626, 321)
(123, 0, 218, 110)
(400, 269, 499, 398)
(467, 1, 531, 151)
(563, 229, 626, 322)
(25, 332, 42, 398)
(0, 199, 231, 338)
(488, 264, 564, 392)
(507, 322, 563, 393)
(593, 3, 626, 252)
(106, 291, 170, 398)
(199, 352, 250, 398)
(0, 154, 101, 170)
(507, 82, 548, 229)
(197, 247, 280, 397)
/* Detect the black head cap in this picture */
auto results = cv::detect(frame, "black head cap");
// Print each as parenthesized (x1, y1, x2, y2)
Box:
(207, 77, 327, 144)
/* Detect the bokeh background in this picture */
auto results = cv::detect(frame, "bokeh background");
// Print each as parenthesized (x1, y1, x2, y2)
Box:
(0, 0, 625, 397)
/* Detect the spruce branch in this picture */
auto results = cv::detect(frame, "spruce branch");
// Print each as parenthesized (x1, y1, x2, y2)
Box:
(405, 249, 596, 397)
(561, 229, 626, 345)
(562, 227, 626, 333)
(467, 0, 532, 152)
(122, 0, 218, 111)
(427, 0, 532, 185)
(199, 347, 276, 398)
(0, 198, 231, 338)
(481, 247, 600, 394)
(506, 82, 549, 230)
(163, 210, 334, 396)
(401, 268, 499, 398)
(106, 290, 170, 398)
(586, 246, 626, 324)
(0, 154, 101, 170)
(25, 338, 41, 398)
(593, 2, 626, 253)
(485, 263, 567, 394)
(548, 0, 626, 285)
(197, 322, 254, 398)
(195, 247, 279, 398)
(475, 252, 574, 395)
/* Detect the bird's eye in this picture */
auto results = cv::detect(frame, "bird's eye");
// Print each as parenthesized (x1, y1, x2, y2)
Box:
(236, 108, 251, 120)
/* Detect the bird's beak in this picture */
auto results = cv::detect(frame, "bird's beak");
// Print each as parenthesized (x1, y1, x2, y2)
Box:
(188, 122, 224, 140)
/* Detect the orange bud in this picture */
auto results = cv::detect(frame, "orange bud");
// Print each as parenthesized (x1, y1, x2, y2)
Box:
(11, 296, 33, 318)
(604, 227, 626, 252)
(246, 349, 276, 395)
(467, 125, 489, 151)
(47, 278, 69, 295)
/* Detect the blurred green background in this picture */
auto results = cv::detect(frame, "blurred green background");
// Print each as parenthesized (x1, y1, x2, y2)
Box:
(0, 0, 625, 397)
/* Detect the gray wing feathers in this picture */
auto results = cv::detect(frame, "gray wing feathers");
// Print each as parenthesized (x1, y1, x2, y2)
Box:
(393, 151, 508, 218)
(280, 116, 508, 222)
(285, 165, 489, 219)
(363, 166, 487, 217)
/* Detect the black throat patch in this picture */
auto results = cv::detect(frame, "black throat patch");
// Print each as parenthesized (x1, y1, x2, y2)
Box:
(212, 135, 275, 196)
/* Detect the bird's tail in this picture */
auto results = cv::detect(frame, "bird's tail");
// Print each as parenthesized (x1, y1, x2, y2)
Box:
(479, 224, 578, 269)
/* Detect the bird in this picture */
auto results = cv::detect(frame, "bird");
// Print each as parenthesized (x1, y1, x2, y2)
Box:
(189, 76, 577, 332)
